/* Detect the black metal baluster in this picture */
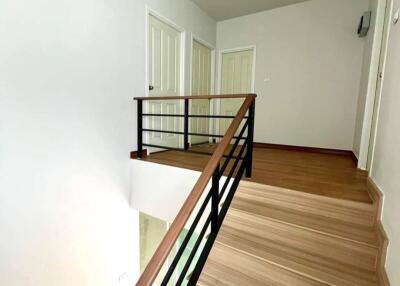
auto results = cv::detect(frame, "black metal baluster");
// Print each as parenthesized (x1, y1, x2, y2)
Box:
(245, 101, 255, 178)
(219, 140, 248, 201)
(137, 99, 143, 158)
(211, 165, 220, 234)
(184, 99, 189, 150)
(188, 150, 248, 286)
(160, 191, 213, 286)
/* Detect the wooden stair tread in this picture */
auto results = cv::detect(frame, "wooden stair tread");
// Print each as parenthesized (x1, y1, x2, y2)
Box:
(216, 209, 378, 285)
(233, 181, 378, 246)
(199, 182, 380, 286)
(238, 181, 375, 224)
(197, 243, 327, 286)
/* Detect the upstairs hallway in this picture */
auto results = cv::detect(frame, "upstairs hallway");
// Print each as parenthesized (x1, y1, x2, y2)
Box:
(142, 143, 372, 203)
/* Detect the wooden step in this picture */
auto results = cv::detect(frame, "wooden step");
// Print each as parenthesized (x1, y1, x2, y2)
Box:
(197, 243, 327, 286)
(237, 181, 375, 226)
(216, 209, 378, 285)
(199, 181, 380, 286)
(232, 181, 378, 246)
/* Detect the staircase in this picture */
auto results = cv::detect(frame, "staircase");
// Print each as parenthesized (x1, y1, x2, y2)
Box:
(133, 94, 387, 285)
(199, 181, 380, 286)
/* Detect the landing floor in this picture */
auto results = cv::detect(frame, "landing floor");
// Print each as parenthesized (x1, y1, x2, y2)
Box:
(143, 144, 372, 203)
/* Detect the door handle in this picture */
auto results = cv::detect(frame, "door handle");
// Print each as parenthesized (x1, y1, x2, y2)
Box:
(149, 85, 154, 91)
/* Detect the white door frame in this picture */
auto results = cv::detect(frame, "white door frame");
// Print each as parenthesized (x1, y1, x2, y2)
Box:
(215, 45, 257, 137)
(356, 0, 389, 170)
(189, 33, 216, 144)
(144, 6, 186, 150)
(367, 0, 393, 171)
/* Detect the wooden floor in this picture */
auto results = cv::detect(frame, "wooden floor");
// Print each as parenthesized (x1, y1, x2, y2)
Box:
(138, 144, 381, 285)
(198, 181, 379, 286)
(143, 144, 372, 203)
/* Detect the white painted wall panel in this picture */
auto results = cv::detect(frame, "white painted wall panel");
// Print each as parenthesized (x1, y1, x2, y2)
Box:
(130, 160, 231, 233)
(0, 0, 216, 285)
(130, 160, 201, 223)
(216, 0, 369, 150)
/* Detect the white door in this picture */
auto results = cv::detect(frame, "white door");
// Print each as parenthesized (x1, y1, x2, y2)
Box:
(148, 15, 181, 149)
(219, 49, 254, 134)
(191, 40, 212, 145)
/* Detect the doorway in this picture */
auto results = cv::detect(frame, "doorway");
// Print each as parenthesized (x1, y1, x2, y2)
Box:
(218, 47, 255, 134)
(147, 12, 184, 150)
(190, 39, 213, 145)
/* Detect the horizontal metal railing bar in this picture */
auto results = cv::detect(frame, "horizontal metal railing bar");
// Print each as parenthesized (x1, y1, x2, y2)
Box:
(186, 149, 244, 161)
(142, 113, 249, 119)
(161, 190, 213, 285)
(191, 115, 249, 119)
(217, 159, 247, 229)
(142, 144, 245, 161)
(134, 93, 256, 101)
(142, 129, 185, 135)
(142, 144, 184, 152)
(146, 140, 248, 285)
(219, 141, 248, 201)
(187, 232, 217, 286)
(220, 120, 249, 175)
(176, 214, 212, 285)
(142, 129, 246, 140)
(188, 132, 243, 140)
(188, 158, 247, 285)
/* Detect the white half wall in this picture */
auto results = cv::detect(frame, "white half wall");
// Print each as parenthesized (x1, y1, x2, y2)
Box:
(130, 160, 201, 223)
(216, 0, 369, 150)
(0, 0, 215, 285)
(130, 160, 231, 232)
(370, 0, 400, 283)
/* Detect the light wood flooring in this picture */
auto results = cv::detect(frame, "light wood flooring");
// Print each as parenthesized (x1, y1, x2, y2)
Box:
(143, 144, 372, 203)
(198, 181, 380, 286)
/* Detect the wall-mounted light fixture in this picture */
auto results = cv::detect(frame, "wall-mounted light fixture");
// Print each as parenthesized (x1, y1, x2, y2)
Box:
(358, 11, 372, 37)
(393, 8, 399, 25)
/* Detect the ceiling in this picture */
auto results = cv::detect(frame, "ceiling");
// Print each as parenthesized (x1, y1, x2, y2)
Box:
(191, 0, 311, 21)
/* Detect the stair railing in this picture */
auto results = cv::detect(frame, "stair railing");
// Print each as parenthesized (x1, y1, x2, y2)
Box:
(133, 93, 256, 285)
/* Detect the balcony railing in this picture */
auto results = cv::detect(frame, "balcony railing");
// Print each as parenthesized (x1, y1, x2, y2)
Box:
(133, 94, 256, 285)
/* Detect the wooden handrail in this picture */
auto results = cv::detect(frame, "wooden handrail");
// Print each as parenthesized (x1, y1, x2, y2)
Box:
(133, 93, 256, 101)
(135, 93, 256, 286)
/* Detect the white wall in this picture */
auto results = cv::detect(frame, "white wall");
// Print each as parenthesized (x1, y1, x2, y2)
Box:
(216, 0, 369, 150)
(353, 0, 386, 167)
(131, 160, 201, 223)
(370, 1, 400, 283)
(0, 0, 215, 285)
(130, 160, 231, 233)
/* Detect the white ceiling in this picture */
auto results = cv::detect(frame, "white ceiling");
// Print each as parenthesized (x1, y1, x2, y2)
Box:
(191, 0, 311, 21)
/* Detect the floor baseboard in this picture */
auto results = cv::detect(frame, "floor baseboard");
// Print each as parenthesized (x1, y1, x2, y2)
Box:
(254, 142, 358, 164)
(367, 177, 390, 286)
(130, 149, 148, 159)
